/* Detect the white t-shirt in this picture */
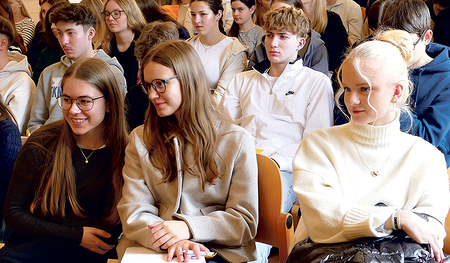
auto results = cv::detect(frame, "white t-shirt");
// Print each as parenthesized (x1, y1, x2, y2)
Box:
(192, 37, 233, 88)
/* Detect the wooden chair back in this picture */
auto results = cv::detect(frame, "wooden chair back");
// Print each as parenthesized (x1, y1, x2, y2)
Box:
(255, 153, 294, 263)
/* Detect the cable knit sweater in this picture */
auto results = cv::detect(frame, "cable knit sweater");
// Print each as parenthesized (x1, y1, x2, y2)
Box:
(290, 117, 449, 251)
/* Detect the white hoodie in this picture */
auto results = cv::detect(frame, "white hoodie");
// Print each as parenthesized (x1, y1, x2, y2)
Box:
(0, 51, 36, 135)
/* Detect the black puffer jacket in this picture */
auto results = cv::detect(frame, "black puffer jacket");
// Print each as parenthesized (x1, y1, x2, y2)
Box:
(287, 234, 450, 263)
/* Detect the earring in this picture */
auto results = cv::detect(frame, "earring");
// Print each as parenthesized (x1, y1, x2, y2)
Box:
(392, 101, 398, 112)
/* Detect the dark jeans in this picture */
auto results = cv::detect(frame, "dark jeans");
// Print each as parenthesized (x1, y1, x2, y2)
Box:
(0, 236, 115, 263)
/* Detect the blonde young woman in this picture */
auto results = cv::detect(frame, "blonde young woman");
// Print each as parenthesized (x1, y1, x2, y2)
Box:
(301, 0, 349, 72)
(0, 58, 128, 263)
(117, 40, 258, 263)
(287, 30, 450, 263)
(188, 0, 248, 104)
(9, 0, 34, 46)
(102, 0, 146, 88)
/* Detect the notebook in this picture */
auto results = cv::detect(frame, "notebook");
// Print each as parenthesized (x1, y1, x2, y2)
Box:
(121, 246, 207, 263)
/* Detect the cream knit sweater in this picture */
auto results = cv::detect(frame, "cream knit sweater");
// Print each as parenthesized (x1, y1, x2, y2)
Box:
(290, 117, 449, 251)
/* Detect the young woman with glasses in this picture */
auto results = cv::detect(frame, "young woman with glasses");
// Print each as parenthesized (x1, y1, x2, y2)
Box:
(0, 58, 128, 263)
(102, 0, 146, 89)
(116, 40, 258, 263)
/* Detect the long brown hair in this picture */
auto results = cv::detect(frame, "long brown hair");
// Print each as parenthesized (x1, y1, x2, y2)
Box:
(30, 58, 128, 224)
(141, 40, 225, 189)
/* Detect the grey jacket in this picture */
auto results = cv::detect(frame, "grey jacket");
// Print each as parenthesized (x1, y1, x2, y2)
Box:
(27, 50, 127, 134)
(247, 29, 329, 76)
(117, 120, 259, 262)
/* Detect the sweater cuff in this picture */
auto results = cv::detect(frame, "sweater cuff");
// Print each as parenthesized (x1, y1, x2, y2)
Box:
(343, 206, 396, 240)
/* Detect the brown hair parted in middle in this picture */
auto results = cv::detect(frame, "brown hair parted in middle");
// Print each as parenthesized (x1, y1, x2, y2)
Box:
(140, 40, 227, 189)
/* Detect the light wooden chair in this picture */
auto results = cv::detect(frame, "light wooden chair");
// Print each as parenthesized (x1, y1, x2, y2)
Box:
(255, 154, 294, 263)
(443, 168, 450, 254)
(0, 243, 4, 249)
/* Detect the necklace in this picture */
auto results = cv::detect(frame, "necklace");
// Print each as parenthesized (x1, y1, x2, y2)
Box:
(79, 147, 96, 164)
(351, 141, 395, 177)
(199, 35, 225, 52)
(200, 41, 213, 52)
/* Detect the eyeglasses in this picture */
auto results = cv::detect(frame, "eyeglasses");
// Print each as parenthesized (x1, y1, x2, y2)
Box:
(57, 95, 104, 111)
(413, 30, 427, 50)
(101, 10, 125, 20)
(140, 75, 178, 95)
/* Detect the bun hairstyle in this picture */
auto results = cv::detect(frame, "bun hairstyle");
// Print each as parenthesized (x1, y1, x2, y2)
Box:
(336, 29, 414, 120)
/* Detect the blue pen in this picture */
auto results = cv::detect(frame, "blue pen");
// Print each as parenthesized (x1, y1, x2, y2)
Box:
(181, 250, 216, 259)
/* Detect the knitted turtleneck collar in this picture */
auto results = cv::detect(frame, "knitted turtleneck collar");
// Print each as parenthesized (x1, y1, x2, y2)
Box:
(346, 115, 401, 149)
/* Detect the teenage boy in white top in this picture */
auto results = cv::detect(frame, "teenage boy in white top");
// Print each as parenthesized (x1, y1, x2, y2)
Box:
(27, 3, 127, 134)
(220, 6, 333, 215)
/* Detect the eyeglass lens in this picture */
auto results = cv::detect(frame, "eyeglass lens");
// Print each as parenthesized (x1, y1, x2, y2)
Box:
(58, 96, 95, 111)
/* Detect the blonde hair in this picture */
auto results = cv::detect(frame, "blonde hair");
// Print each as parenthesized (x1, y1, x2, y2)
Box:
(336, 29, 414, 121)
(102, 0, 147, 54)
(80, 0, 106, 49)
(263, 6, 309, 37)
(308, 0, 327, 34)
(16, 0, 31, 18)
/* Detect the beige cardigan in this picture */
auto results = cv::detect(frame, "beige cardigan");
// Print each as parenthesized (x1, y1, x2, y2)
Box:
(117, 120, 258, 262)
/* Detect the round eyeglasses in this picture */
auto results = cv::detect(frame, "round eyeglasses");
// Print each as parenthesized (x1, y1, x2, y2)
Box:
(140, 75, 178, 95)
(101, 10, 125, 20)
(57, 95, 105, 111)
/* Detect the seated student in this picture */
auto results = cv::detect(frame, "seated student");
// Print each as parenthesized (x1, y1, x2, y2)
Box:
(326, 0, 363, 45)
(361, 0, 392, 39)
(287, 30, 449, 263)
(228, 0, 265, 57)
(102, 0, 147, 89)
(382, 0, 450, 167)
(301, 0, 349, 74)
(0, 16, 35, 135)
(32, 3, 65, 85)
(220, 3, 333, 234)
(188, 0, 248, 104)
(27, 3, 127, 134)
(9, 0, 35, 47)
(0, 58, 128, 263)
(0, 97, 21, 243)
(220, 7, 333, 262)
(247, 0, 329, 76)
(0, 0, 26, 54)
(126, 21, 180, 131)
(136, 0, 190, 40)
(117, 40, 258, 263)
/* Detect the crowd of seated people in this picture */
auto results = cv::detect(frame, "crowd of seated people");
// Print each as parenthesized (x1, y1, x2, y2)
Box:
(0, 0, 450, 262)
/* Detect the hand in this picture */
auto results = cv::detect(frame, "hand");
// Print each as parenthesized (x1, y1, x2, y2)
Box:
(80, 227, 115, 255)
(148, 221, 191, 250)
(167, 240, 209, 262)
(399, 211, 444, 262)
